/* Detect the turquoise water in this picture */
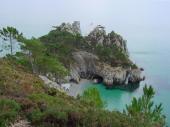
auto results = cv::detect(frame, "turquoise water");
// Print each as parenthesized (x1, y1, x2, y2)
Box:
(83, 39, 170, 126)
(83, 83, 142, 111)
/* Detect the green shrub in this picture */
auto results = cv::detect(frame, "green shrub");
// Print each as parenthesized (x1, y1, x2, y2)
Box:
(94, 45, 130, 67)
(19, 38, 68, 77)
(28, 93, 70, 126)
(125, 85, 166, 127)
(79, 88, 105, 109)
(0, 98, 20, 127)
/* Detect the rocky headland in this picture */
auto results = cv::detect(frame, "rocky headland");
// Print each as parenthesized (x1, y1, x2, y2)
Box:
(40, 21, 144, 90)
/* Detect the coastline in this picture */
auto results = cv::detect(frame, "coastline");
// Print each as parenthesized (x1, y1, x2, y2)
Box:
(68, 79, 92, 97)
(39, 75, 92, 97)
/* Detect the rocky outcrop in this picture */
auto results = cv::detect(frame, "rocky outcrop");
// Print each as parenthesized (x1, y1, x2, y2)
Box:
(86, 25, 128, 54)
(96, 63, 142, 86)
(39, 75, 61, 90)
(52, 22, 143, 90)
(70, 51, 98, 82)
(10, 119, 31, 127)
(57, 21, 81, 35)
(70, 51, 144, 89)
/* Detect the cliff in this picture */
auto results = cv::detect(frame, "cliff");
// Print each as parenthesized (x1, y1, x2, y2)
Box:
(86, 25, 128, 54)
(40, 21, 144, 89)
(70, 51, 143, 90)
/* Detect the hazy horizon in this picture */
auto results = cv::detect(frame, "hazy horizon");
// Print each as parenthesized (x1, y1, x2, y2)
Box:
(0, 0, 170, 55)
(0, 0, 170, 39)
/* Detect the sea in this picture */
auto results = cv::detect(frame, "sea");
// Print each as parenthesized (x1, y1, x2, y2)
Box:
(83, 35, 170, 126)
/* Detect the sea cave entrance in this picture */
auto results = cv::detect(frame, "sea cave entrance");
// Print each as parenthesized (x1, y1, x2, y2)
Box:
(92, 74, 103, 84)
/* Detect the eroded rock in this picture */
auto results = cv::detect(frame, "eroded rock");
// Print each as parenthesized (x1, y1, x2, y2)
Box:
(58, 21, 81, 35)
(70, 51, 143, 89)
(87, 25, 128, 54)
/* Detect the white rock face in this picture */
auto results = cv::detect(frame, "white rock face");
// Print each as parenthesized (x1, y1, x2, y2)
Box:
(70, 51, 143, 87)
(87, 25, 128, 54)
(59, 21, 81, 35)
(39, 75, 62, 90)
(61, 83, 71, 91)
(57, 22, 127, 54)
(10, 119, 31, 127)
(88, 25, 106, 46)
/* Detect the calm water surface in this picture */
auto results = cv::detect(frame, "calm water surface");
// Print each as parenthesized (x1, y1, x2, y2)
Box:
(84, 39, 170, 126)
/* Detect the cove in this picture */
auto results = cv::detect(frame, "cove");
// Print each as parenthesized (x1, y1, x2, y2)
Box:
(83, 42, 170, 126)
(83, 82, 143, 111)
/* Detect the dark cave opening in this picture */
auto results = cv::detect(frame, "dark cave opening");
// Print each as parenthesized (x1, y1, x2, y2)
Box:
(92, 74, 103, 83)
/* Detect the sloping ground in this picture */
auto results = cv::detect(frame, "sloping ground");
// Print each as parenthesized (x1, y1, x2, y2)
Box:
(0, 58, 134, 127)
(0, 58, 45, 97)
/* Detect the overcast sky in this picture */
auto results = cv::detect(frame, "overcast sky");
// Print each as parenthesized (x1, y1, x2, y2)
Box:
(0, 0, 170, 49)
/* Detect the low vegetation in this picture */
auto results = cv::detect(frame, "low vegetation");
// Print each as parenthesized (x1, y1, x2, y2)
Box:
(0, 99, 20, 127)
(0, 58, 44, 97)
(0, 57, 166, 127)
(78, 88, 105, 109)
(0, 26, 166, 127)
(95, 45, 132, 67)
(40, 28, 134, 68)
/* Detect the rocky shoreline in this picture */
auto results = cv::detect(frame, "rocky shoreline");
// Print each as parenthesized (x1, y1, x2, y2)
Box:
(39, 75, 91, 97)
(41, 21, 145, 90)
(69, 51, 144, 90)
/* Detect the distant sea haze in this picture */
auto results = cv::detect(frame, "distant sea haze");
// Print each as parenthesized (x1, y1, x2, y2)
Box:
(0, 38, 21, 58)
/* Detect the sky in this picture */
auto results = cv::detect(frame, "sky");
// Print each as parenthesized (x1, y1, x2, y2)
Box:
(0, 0, 170, 48)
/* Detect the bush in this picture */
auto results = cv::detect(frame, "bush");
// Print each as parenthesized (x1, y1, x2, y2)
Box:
(125, 85, 166, 127)
(94, 45, 130, 67)
(79, 88, 105, 109)
(28, 93, 72, 126)
(0, 98, 20, 127)
(27, 92, 132, 127)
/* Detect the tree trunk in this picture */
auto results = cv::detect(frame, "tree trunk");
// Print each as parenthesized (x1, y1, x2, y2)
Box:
(9, 34, 13, 55)
(29, 51, 36, 74)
